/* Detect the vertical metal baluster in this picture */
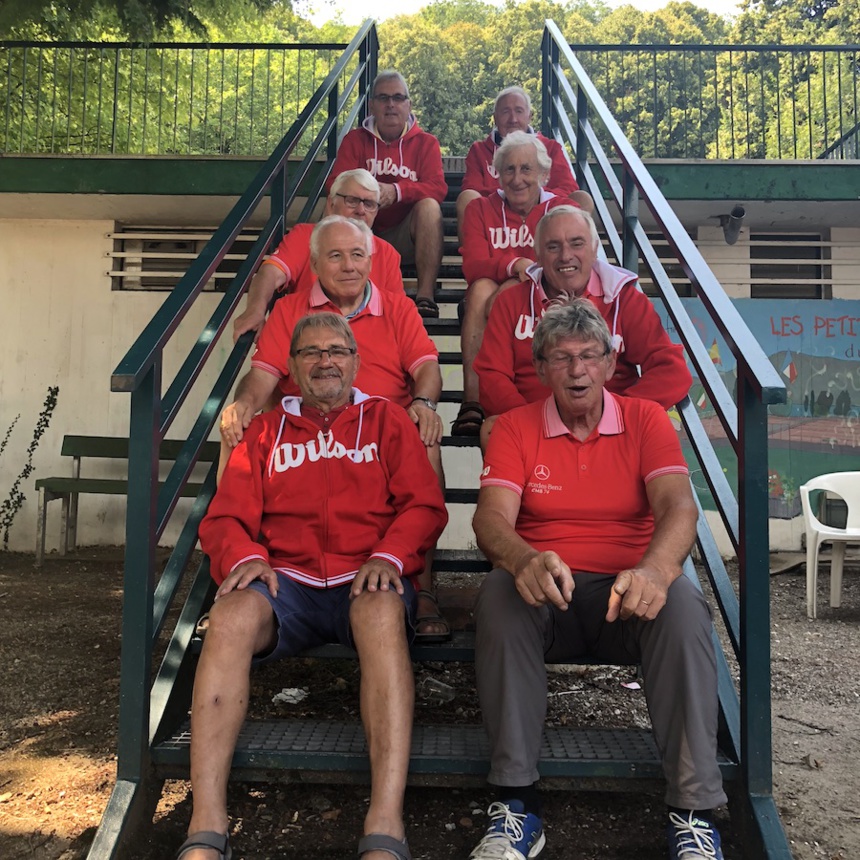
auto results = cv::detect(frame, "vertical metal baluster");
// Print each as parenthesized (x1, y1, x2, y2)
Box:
(265, 48, 271, 151)
(66, 46, 74, 150)
(111, 48, 119, 153)
(81, 47, 89, 152)
(233, 49, 240, 155)
(127, 47, 134, 153)
(759, 51, 766, 157)
(280, 48, 286, 139)
(219, 49, 225, 153)
(173, 48, 179, 154)
(203, 49, 210, 154)
(729, 50, 735, 159)
(791, 52, 798, 159)
(189, 48, 196, 154)
(249, 48, 256, 155)
(96, 48, 104, 153)
(142, 48, 149, 153)
(775, 50, 782, 158)
(806, 50, 813, 158)
(35, 48, 44, 152)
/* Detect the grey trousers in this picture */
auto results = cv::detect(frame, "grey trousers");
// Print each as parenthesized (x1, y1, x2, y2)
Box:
(474, 569, 728, 811)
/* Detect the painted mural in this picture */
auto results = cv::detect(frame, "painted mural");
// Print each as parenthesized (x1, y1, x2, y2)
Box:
(656, 298, 860, 518)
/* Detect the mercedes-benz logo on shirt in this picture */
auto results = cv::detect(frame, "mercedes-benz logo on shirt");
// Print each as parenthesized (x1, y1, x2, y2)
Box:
(534, 464, 550, 480)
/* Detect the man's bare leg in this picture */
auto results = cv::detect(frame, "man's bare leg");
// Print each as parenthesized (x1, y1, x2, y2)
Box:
(456, 189, 481, 244)
(183, 590, 276, 859)
(410, 198, 444, 305)
(460, 277, 500, 405)
(350, 590, 415, 858)
(416, 443, 447, 639)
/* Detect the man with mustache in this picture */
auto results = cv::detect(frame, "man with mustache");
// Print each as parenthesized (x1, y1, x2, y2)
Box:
(181, 312, 447, 860)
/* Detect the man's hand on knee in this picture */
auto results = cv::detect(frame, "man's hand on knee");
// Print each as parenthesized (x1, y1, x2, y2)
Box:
(216, 560, 279, 599)
(351, 558, 404, 597)
(513, 550, 573, 610)
(605, 564, 674, 622)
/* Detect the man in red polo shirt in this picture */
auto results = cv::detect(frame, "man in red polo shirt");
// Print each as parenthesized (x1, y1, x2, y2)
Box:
(469, 300, 726, 860)
(220, 215, 449, 642)
(232, 169, 404, 343)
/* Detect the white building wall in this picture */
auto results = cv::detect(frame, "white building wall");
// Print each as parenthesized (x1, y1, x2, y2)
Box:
(830, 227, 860, 299)
(0, 218, 244, 553)
(695, 224, 751, 298)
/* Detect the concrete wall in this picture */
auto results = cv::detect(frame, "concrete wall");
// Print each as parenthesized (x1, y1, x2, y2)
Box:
(0, 217, 247, 553)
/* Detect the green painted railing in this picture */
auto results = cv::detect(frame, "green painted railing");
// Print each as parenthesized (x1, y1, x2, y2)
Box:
(0, 40, 351, 155)
(546, 22, 791, 859)
(86, 22, 378, 859)
(569, 43, 860, 159)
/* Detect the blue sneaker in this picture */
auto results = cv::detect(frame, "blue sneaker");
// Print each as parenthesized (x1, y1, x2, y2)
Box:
(667, 810, 724, 859)
(469, 800, 545, 860)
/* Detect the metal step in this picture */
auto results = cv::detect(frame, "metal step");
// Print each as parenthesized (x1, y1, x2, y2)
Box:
(151, 719, 739, 785)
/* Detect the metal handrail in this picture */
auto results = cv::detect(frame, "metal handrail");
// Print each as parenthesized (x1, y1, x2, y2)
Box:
(544, 20, 790, 858)
(0, 40, 351, 156)
(87, 22, 378, 860)
(568, 42, 860, 159)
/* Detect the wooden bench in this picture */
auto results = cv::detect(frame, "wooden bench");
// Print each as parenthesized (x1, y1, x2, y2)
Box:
(34, 435, 219, 566)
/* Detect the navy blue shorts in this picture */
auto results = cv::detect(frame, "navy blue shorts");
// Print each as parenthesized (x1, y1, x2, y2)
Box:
(247, 573, 419, 665)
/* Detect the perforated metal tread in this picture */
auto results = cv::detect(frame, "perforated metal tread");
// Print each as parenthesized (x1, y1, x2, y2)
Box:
(153, 720, 737, 781)
(153, 720, 738, 780)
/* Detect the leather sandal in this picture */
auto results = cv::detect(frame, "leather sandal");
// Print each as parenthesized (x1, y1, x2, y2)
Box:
(451, 401, 485, 436)
(414, 296, 440, 318)
(415, 589, 452, 643)
(176, 831, 232, 859)
(358, 833, 412, 859)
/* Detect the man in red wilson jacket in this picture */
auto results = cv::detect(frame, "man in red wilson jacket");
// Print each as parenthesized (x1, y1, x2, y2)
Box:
(474, 206, 692, 445)
(457, 86, 593, 239)
(327, 70, 447, 318)
(179, 313, 447, 860)
(232, 169, 404, 343)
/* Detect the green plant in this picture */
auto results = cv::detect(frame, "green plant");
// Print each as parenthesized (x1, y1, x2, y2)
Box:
(0, 386, 59, 548)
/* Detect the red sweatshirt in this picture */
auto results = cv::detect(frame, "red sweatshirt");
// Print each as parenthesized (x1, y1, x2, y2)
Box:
(474, 260, 692, 416)
(200, 391, 448, 587)
(460, 191, 568, 285)
(462, 130, 580, 198)
(327, 116, 447, 232)
(263, 223, 404, 294)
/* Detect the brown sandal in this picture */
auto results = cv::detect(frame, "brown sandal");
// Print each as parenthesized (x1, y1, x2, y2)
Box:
(451, 401, 485, 436)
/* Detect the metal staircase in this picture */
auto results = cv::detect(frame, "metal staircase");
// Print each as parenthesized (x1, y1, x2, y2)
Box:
(86, 19, 792, 859)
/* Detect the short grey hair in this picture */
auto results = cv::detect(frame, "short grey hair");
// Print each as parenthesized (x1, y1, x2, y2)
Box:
(309, 215, 373, 260)
(372, 69, 409, 98)
(532, 298, 612, 361)
(494, 85, 532, 114)
(330, 168, 380, 198)
(290, 312, 357, 356)
(534, 204, 600, 253)
(493, 130, 551, 185)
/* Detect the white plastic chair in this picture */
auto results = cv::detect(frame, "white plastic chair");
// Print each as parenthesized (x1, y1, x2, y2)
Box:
(799, 472, 860, 619)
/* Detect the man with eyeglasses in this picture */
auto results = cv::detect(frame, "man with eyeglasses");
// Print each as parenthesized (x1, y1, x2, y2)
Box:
(233, 169, 404, 342)
(469, 299, 726, 860)
(184, 312, 447, 860)
(474, 206, 691, 444)
(220, 214, 450, 642)
(328, 69, 447, 318)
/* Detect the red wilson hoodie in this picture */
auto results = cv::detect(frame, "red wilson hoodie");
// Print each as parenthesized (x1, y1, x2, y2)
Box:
(460, 190, 568, 285)
(474, 261, 693, 417)
(200, 391, 448, 588)
(327, 116, 448, 232)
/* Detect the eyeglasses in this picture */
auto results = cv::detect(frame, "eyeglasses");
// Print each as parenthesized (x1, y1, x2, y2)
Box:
(539, 349, 609, 370)
(293, 346, 356, 362)
(371, 93, 409, 103)
(334, 192, 379, 212)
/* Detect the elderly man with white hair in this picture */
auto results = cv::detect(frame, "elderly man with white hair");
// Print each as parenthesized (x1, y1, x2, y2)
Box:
(233, 168, 404, 342)
(327, 70, 447, 319)
(220, 215, 451, 642)
(457, 85, 593, 234)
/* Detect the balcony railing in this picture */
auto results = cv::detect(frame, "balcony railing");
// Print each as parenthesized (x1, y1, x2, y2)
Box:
(570, 43, 860, 159)
(0, 40, 351, 156)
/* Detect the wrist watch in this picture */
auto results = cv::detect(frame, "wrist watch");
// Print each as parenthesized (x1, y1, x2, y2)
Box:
(411, 396, 437, 411)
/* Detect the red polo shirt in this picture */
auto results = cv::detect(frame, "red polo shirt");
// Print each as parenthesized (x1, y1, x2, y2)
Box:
(480, 391, 689, 574)
(252, 281, 438, 408)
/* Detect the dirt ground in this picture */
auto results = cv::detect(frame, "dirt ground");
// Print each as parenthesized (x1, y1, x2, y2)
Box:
(1, 547, 858, 860)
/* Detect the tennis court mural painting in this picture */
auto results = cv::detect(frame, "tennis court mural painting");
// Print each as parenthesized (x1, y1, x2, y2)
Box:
(658, 299, 860, 517)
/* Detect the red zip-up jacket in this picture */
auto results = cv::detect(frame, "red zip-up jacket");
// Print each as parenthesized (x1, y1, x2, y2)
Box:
(474, 261, 692, 416)
(460, 191, 567, 285)
(327, 116, 447, 232)
(462, 129, 580, 198)
(200, 391, 448, 588)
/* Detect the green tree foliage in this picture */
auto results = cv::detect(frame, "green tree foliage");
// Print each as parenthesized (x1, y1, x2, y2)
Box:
(0, 0, 286, 40)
